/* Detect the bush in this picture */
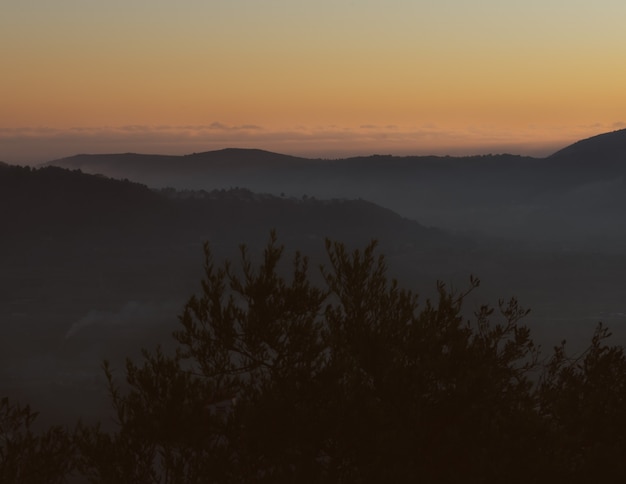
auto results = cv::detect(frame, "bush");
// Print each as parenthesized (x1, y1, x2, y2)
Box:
(8, 233, 626, 482)
(0, 397, 73, 483)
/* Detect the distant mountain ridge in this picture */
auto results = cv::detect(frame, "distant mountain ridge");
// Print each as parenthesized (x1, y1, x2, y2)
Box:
(0, 161, 468, 426)
(45, 129, 626, 191)
(40, 128, 626, 246)
(549, 128, 626, 161)
(8, 135, 626, 431)
(47, 128, 626, 174)
(49, 148, 308, 176)
(547, 128, 626, 177)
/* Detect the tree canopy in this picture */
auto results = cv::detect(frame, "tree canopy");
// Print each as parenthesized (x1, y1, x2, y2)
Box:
(4, 233, 626, 482)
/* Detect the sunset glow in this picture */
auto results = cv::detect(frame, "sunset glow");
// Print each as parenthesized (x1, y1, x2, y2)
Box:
(2, 0, 626, 163)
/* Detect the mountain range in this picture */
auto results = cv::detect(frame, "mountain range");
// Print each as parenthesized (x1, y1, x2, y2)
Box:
(45, 128, 626, 246)
(2, 162, 465, 425)
(4, 128, 626, 427)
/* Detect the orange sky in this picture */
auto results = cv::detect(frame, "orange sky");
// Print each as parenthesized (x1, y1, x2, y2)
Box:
(2, 0, 625, 163)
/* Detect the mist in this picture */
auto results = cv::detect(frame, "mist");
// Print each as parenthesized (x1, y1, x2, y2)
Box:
(4, 129, 626, 480)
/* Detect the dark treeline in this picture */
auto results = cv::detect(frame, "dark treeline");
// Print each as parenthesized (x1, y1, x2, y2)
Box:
(0, 163, 446, 248)
(3, 234, 626, 483)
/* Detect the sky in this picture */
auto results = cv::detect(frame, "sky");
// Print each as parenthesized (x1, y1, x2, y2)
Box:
(2, 0, 626, 163)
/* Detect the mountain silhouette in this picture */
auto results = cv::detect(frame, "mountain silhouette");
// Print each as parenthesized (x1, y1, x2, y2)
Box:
(1, 163, 450, 253)
(7, 144, 626, 428)
(46, 129, 626, 185)
(547, 128, 626, 180)
(40, 128, 626, 245)
(549, 128, 626, 162)
(48, 149, 308, 181)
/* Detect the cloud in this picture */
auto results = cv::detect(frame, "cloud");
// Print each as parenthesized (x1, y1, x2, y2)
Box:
(64, 300, 179, 339)
(0, 122, 609, 164)
(208, 121, 261, 130)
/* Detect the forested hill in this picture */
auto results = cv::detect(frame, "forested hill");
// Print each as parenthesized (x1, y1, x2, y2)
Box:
(46, 129, 626, 191)
(0, 163, 450, 253)
(549, 128, 626, 164)
(1, 163, 460, 421)
(44, 149, 310, 192)
(6, 155, 626, 438)
(1, 165, 163, 237)
(41, 128, 626, 246)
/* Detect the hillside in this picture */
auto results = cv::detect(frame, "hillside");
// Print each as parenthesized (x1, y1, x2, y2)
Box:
(5, 161, 626, 428)
(44, 128, 626, 247)
(549, 128, 626, 165)
(1, 164, 468, 425)
(1, 163, 446, 250)
(48, 129, 626, 191)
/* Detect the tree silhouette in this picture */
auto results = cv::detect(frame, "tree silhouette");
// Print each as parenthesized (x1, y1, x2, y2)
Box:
(77, 232, 574, 483)
(9, 232, 626, 482)
(537, 323, 626, 481)
(0, 397, 73, 483)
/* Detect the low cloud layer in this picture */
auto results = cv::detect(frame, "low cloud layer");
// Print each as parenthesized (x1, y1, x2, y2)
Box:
(1, 122, 623, 165)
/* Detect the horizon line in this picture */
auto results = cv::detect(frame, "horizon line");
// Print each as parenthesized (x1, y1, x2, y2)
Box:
(2, 124, 624, 166)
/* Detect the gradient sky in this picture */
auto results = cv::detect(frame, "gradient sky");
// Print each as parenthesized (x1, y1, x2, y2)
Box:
(2, 0, 626, 163)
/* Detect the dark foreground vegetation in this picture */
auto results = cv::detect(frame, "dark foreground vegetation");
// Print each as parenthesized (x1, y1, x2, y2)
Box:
(3, 234, 626, 483)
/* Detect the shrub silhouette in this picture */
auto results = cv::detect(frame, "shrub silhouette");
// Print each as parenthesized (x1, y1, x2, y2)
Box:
(5, 233, 626, 482)
(0, 397, 73, 483)
(74, 233, 547, 482)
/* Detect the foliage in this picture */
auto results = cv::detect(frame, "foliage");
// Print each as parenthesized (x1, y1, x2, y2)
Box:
(0, 397, 73, 483)
(72, 232, 568, 482)
(537, 323, 626, 481)
(7, 232, 626, 482)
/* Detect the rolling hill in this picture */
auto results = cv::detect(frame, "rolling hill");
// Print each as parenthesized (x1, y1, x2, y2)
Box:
(1, 163, 473, 425)
(44, 128, 626, 247)
(6, 129, 626, 426)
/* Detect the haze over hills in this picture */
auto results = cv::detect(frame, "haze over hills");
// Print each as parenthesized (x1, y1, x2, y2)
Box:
(2, 163, 463, 424)
(45, 128, 626, 247)
(5, 129, 626, 428)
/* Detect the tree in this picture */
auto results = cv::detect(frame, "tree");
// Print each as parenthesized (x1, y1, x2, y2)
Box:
(6, 233, 626, 482)
(77, 232, 555, 483)
(0, 397, 73, 483)
(536, 323, 626, 481)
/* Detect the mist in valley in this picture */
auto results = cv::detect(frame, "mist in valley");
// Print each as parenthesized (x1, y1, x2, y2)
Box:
(3, 128, 626, 480)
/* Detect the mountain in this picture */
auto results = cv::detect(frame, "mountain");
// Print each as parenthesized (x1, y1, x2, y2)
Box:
(47, 149, 310, 189)
(47, 148, 540, 192)
(544, 128, 626, 184)
(6, 159, 626, 427)
(1, 163, 448, 251)
(46, 150, 545, 237)
(0, 164, 164, 239)
(1, 163, 459, 354)
(1, 163, 472, 425)
(46, 129, 626, 188)
(43, 129, 626, 247)
(549, 128, 626, 166)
